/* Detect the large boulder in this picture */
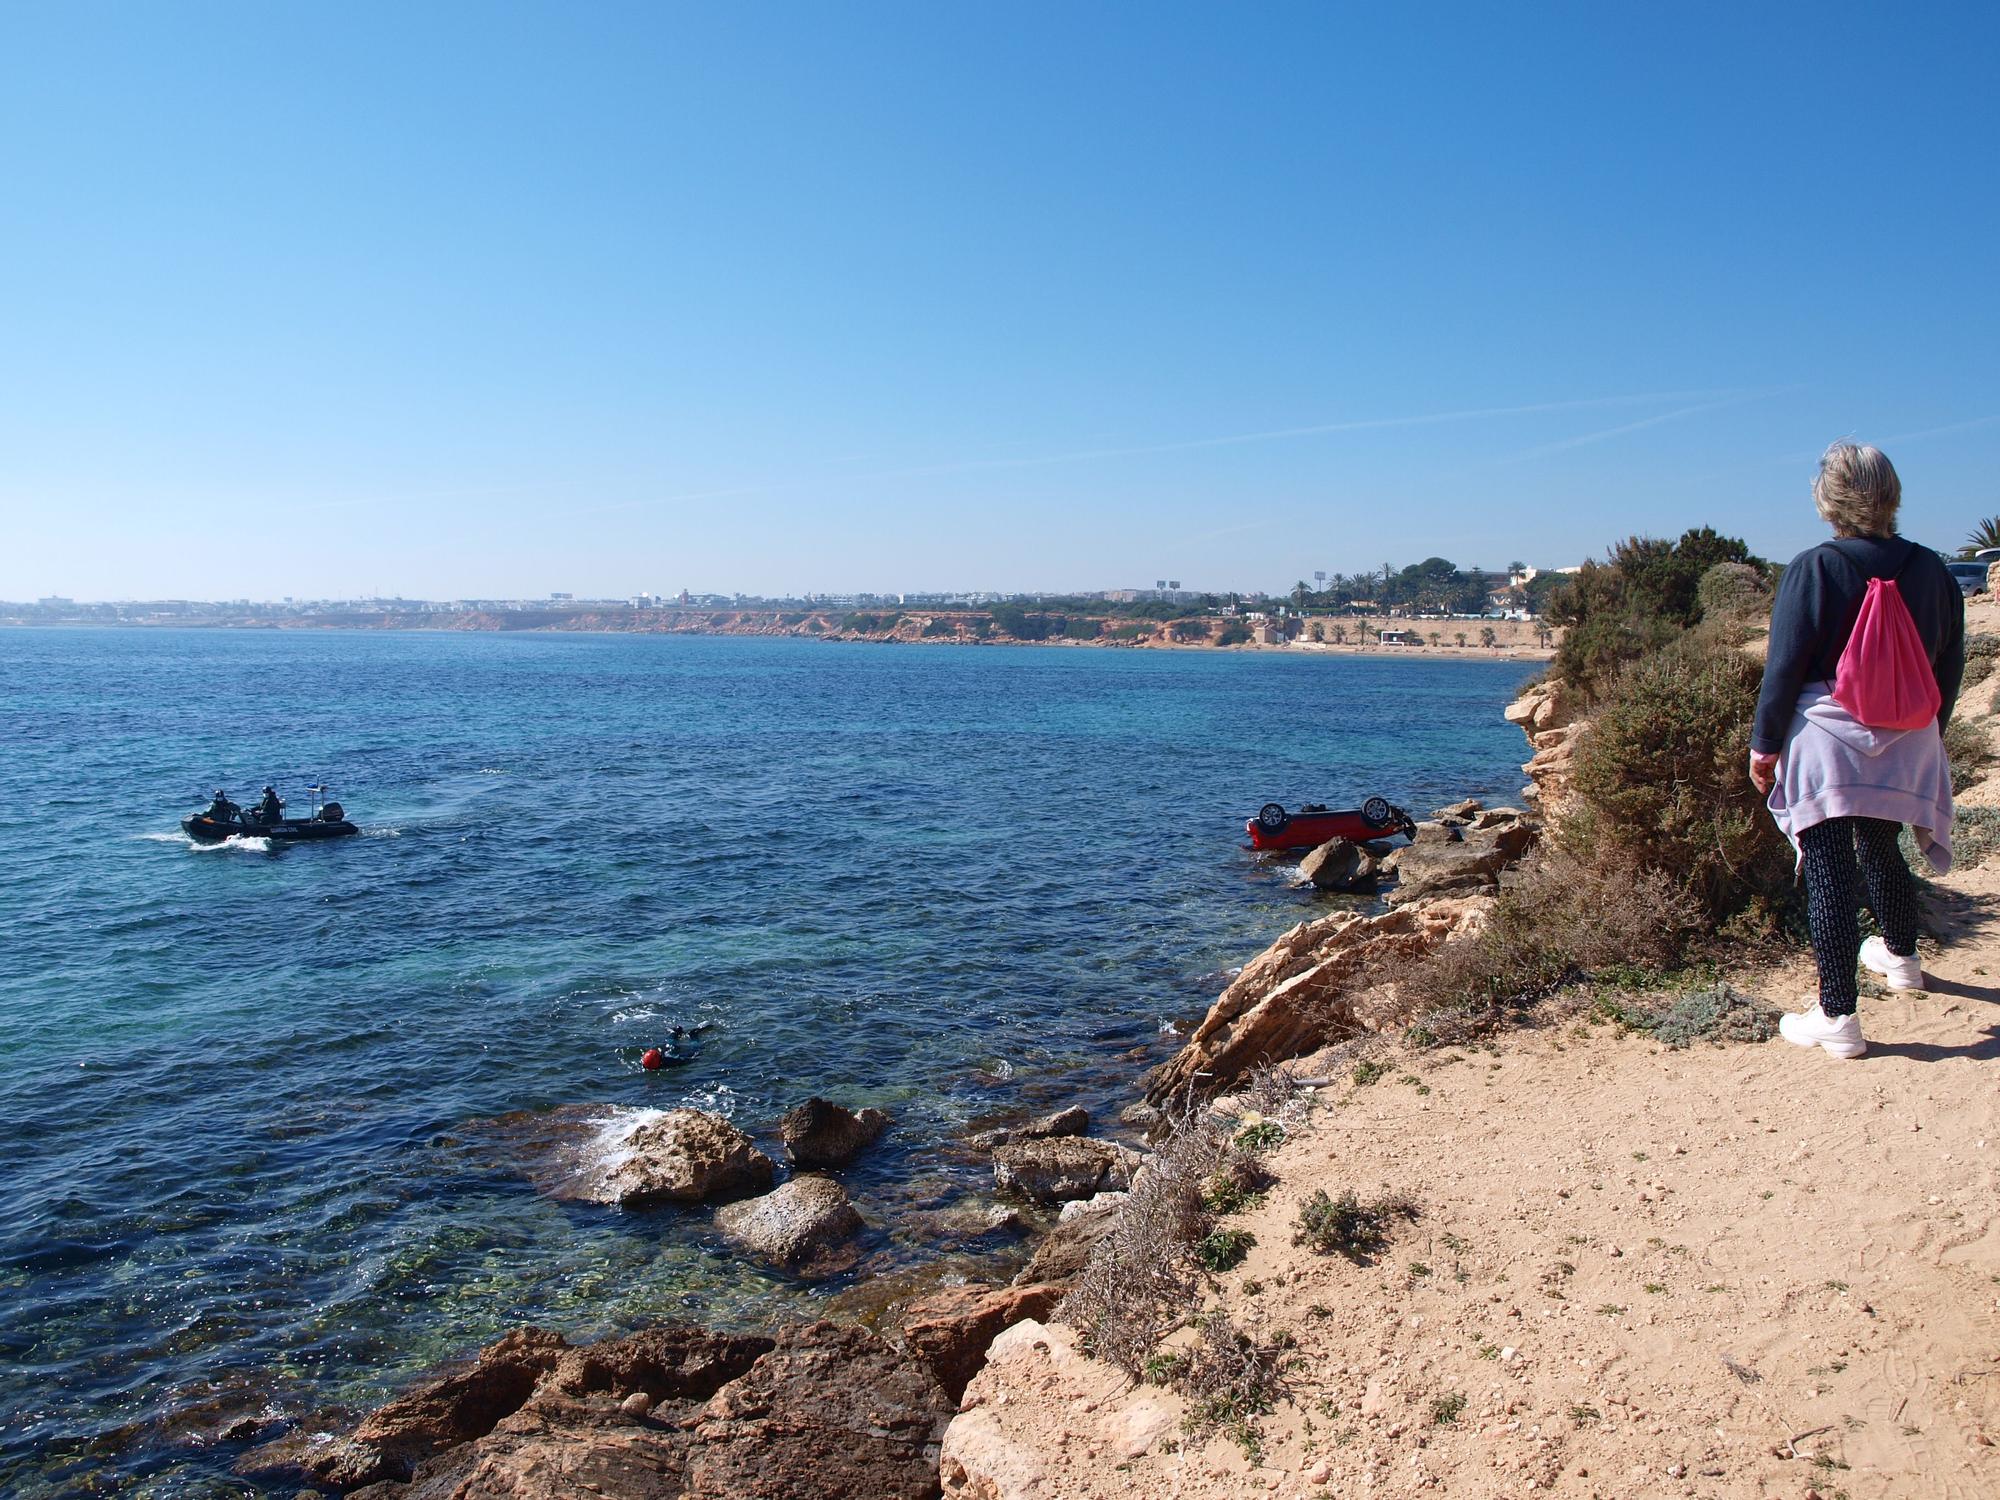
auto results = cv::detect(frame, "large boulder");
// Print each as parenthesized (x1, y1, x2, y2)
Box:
(940, 1321, 1180, 1498)
(1380, 839, 1511, 905)
(898, 1281, 1064, 1401)
(991, 1137, 1139, 1205)
(779, 1097, 890, 1168)
(1144, 896, 1495, 1101)
(599, 1109, 775, 1205)
(684, 1322, 951, 1499)
(714, 1175, 867, 1279)
(1297, 838, 1386, 891)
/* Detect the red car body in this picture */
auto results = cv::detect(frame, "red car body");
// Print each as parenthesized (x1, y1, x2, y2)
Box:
(1244, 800, 1415, 852)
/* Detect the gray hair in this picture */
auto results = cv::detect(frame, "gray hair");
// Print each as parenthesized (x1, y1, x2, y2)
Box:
(1813, 441, 1902, 538)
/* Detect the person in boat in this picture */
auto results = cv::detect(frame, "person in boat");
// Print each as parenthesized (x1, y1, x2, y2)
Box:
(254, 786, 284, 824)
(206, 789, 240, 823)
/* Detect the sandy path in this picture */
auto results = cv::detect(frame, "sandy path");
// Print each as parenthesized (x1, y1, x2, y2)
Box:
(960, 913, 2000, 1499)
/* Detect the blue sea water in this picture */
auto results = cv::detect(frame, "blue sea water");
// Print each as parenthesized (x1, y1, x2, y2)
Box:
(0, 627, 1538, 1495)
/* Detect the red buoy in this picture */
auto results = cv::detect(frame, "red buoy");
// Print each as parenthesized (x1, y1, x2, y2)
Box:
(640, 1047, 665, 1071)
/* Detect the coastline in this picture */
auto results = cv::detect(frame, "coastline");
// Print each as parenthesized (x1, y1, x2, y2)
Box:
(231, 630, 2000, 1500)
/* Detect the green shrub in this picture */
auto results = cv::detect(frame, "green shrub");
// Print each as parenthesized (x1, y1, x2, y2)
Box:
(1592, 982, 1779, 1048)
(1062, 616, 1101, 640)
(1695, 561, 1773, 622)
(1197, 1226, 1256, 1272)
(1293, 1188, 1419, 1257)
(921, 617, 956, 637)
(1545, 528, 1762, 701)
(841, 612, 881, 633)
(1952, 805, 2000, 869)
(1170, 619, 1210, 643)
(1111, 622, 1151, 640)
(1568, 629, 1794, 920)
(1217, 623, 1253, 646)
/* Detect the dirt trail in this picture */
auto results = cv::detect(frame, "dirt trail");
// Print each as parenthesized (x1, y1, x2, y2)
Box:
(950, 600, 2000, 1499)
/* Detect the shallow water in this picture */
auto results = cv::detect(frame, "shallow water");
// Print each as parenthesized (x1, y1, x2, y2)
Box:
(0, 627, 1537, 1494)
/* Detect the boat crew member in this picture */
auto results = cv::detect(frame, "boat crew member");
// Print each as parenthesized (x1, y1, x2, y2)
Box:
(207, 789, 240, 823)
(255, 786, 283, 824)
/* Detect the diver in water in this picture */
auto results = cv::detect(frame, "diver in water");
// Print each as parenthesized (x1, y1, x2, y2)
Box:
(255, 786, 284, 824)
(206, 789, 240, 823)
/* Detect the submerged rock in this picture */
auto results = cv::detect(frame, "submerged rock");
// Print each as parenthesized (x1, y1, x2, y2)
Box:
(1013, 1196, 1123, 1286)
(779, 1097, 890, 1168)
(714, 1175, 866, 1279)
(967, 1104, 1089, 1150)
(991, 1137, 1138, 1205)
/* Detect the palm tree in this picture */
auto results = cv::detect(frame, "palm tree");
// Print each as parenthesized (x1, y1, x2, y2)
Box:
(1455, 631, 1467, 648)
(1331, 623, 1347, 646)
(1292, 580, 1312, 607)
(1964, 518, 2000, 557)
(1428, 631, 1442, 648)
(1479, 626, 1498, 649)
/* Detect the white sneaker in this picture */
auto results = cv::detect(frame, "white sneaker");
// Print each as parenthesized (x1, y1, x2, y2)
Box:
(1779, 1002, 1867, 1059)
(1859, 936, 1923, 991)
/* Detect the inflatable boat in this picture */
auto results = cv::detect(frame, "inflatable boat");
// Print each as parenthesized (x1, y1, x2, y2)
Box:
(183, 786, 358, 843)
(1245, 797, 1416, 852)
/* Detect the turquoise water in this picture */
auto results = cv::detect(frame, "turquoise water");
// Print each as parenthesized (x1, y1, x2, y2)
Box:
(0, 628, 1537, 1494)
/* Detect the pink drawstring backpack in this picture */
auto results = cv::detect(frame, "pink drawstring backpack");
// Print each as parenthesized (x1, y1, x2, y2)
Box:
(1832, 547, 1940, 730)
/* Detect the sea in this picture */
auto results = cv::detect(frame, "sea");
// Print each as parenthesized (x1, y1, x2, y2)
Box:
(0, 627, 1539, 1496)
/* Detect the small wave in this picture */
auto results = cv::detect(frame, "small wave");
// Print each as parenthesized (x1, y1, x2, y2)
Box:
(608, 1005, 668, 1025)
(363, 827, 403, 839)
(199, 835, 272, 854)
(476, 767, 507, 775)
(678, 1082, 739, 1118)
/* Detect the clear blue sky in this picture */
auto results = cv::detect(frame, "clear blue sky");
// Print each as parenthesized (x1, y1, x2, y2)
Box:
(3, 2, 1995, 601)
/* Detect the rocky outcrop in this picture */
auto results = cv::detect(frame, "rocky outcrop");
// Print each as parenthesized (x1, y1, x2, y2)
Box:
(939, 1320, 1180, 1499)
(1012, 1195, 1123, 1285)
(1507, 676, 1586, 813)
(991, 1137, 1139, 1204)
(599, 1109, 776, 1205)
(779, 1097, 890, 1168)
(685, 1322, 951, 1499)
(898, 1282, 1064, 1401)
(1297, 836, 1391, 891)
(1381, 811, 1535, 904)
(240, 1320, 946, 1500)
(966, 1104, 1089, 1150)
(1145, 894, 1496, 1102)
(237, 1323, 773, 1493)
(714, 1175, 866, 1279)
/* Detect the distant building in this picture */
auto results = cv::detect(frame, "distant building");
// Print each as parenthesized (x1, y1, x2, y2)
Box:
(1379, 628, 1424, 646)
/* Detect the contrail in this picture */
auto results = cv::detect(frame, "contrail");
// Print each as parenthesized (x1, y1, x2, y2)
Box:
(851, 388, 1769, 483)
(1489, 394, 1775, 466)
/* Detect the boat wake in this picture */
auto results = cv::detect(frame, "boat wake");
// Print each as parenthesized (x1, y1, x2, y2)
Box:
(137, 831, 274, 853)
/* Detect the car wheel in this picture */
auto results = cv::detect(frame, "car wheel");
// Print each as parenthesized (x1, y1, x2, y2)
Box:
(1257, 803, 1289, 832)
(1361, 796, 1392, 827)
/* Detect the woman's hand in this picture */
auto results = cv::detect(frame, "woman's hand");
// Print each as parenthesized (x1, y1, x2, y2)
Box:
(1748, 750, 1778, 795)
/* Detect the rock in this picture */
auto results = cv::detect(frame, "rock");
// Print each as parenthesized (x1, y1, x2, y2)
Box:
(1014, 1198, 1122, 1286)
(899, 1282, 1064, 1400)
(236, 1323, 772, 1492)
(779, 1097, 890, 1168)
(1116, 1100, 1163, 1132)
(599, 1109, 775, 1205)
(992, 1137, 1138, 1204)
(1382, 839, 1512, 905)
(967, 1104, 1089, 1150)
(1410, 819, 1464, 844)
(1058, 1190, 1128, 1223)
(1433, 797, 1484, 820)
(619, 1391, 653, 1416)
(1470, 805, 1529, 830)
(686, 1322, 951, 1499)
(1298, 838, 1384, 891)
(1145, 897, 1494, 1101)
(940, 1321, 1179, 1497)
(714, 1175, 866, 1279)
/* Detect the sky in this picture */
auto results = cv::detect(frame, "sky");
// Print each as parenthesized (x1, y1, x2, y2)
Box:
(2, 2, 1996, 602)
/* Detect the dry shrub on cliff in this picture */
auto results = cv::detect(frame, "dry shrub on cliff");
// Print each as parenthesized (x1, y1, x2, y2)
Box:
(1391, 842, 1700, 1034)
(1174, 1310, 1297, 1460)
(1058, 1070, 1297, 1379)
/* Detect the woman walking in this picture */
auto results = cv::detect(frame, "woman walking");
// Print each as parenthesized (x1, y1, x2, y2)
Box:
(1749, 442, 1964, 1058)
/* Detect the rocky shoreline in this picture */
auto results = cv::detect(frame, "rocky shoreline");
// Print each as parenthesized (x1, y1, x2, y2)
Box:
(231, 754, 1551, 1499)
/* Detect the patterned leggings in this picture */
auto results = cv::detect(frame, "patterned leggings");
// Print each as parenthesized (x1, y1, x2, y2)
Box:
(1798, 816, 1920, 1017)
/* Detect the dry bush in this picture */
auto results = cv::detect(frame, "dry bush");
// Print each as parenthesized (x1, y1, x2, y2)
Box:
(1961, 633, 2000, 690)
(1293, 1187, 1420, 1258)
(1944, 715, 1992, 793)
(1057, 1070, 1300, 1378)
(1388, 841, 1700, 1029)
(1175, 1310, 1296, 1459)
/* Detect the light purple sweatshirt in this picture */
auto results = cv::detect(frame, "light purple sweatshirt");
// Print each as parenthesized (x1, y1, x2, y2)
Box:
(1766, 681, 1953, 873)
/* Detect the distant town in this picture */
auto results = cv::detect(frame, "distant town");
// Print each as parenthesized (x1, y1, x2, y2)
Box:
(4, 560, 1573, 633)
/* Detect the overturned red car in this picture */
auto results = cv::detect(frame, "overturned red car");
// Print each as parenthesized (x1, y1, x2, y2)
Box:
(1244, 797, 1417, 852)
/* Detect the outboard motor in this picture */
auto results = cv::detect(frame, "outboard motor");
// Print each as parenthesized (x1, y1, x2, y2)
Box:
(319, 801, 344, 823)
